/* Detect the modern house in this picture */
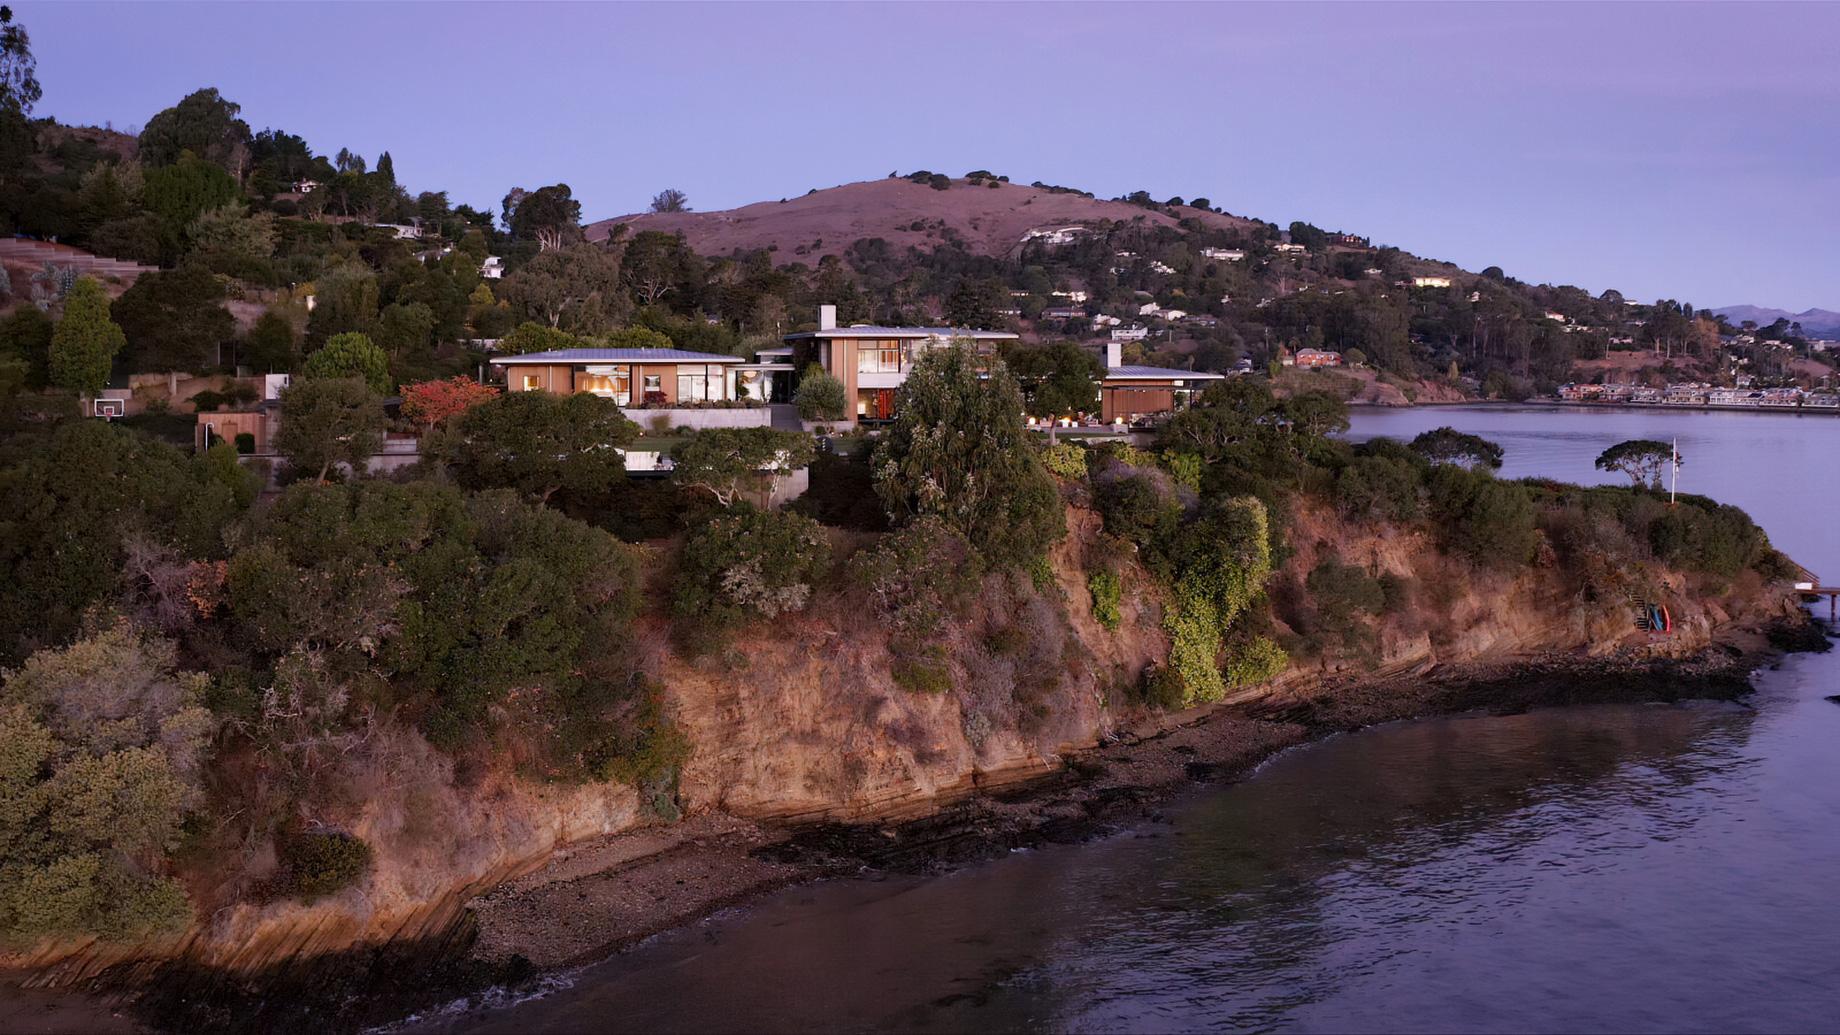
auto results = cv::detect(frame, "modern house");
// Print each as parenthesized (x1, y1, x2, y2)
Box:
(489, 347, 748, 406)
(782, 305, 1017, 420)
(1413, 276, 1453, 289)
(1097, 342, 1224, 424)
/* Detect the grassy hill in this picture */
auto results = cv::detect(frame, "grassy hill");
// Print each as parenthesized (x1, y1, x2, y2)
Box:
(587, 174, 1262, 262)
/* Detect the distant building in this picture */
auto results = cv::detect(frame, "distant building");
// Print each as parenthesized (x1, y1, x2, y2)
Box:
(1274, 243, 1307, 255)
(1414, 276, 1453, 289)
(1292, 348, 1343, 368)
(1200, 247, 1245, 262)
(1110, 327, 1149, 342)
(480, 256, 505, 280)
(1041, 307, 1087, 321)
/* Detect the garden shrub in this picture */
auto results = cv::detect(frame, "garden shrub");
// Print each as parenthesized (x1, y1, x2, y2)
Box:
(892, 646, 953, 695)
(280, 831, 372, 901)
(1088, 569, 1122, 631)
(1223, 635, 1288, 685)
(674, 507, 831, 647)
(849, 516, 982, 649)
(0, 626, 214, 944)
(1040, 442, 1087, 480)
(794, 364, 847, 421)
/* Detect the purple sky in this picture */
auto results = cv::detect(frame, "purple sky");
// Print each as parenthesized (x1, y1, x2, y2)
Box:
(27, 1, 1840, 312)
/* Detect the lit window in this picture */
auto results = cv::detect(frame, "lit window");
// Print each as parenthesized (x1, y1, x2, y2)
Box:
(522, 374, 540, 391)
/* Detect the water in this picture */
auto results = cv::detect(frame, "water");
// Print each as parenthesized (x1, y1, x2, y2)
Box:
(430, 405, 1840, 1034)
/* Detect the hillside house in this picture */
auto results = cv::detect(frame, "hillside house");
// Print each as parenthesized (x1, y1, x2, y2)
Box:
(1098, 342, 1224, 424)
(1274, 243, 1307, 255)
(1041, 307, 1086, 321)
(783, 305, 1017, 421)
(1200, 247, 1245, 262)
(1414, 276, 1453, 289)
(480, 256, 505, 280)
(490, 347, 747, 406)
(1110, 327, 1149, 342)
(1291, 348, 1343, 368)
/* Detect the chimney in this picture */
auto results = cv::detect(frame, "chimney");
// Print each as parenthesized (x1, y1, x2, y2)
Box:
(819, 304, 837, 331)
(1106, 342, 1122, 369)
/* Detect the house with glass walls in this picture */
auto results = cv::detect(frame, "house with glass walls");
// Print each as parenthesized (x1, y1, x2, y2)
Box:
(489, 347, 747, 406)
(783, 305, 1018, 420)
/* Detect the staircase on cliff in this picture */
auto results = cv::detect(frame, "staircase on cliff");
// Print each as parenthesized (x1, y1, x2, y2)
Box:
(0, 238, 160, 286)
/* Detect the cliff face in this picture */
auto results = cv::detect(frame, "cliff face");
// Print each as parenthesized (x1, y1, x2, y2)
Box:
(3, 503, 1802, 984)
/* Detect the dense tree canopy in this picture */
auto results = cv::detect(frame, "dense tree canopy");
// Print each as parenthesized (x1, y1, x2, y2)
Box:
(872, 341, 1062, 568)
(111, 264, 233, 373)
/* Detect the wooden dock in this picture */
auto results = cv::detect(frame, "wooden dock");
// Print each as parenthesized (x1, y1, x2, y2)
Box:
(1796, 581, 1840, 620)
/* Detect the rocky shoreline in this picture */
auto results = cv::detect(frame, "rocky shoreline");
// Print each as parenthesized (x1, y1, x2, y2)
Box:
(68, 610, 1823, 1035)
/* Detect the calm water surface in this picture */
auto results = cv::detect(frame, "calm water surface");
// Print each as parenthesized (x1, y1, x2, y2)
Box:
(426, 406, 1840, 1034)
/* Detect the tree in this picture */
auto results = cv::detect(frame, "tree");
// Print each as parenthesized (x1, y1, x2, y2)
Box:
(444, 390, 638, 504)
(1595, 439, 1678, 489)
(499, 322, 580, 356)
(400, 376, 498, 430)
(184, 200, 275, 276)
(245, 308, 297, 372)
(794, 363, 846, 421)
(0, 304, 51, 389)
(872, 341, 1063, 568)
(141, 152, 241, 233)
(138, 88, 252, 173)
(498, 243, 620, 328)
(670, 427, 815, 509)
(0, 420, 254, 661)
(304, 262, 380, 346)
(505, 183, 581, 250)
(0, 6, 41, 116)
(673, 508, 831, 639)
(649, 189, 690, 213)
(49, 276, 124, 395)
(375, 301, 435, 360)
(110, 265, 233, 373)
(302, 332, 390, 393)
(274, 376, 386, 482)
(1409, 426, 1504, 470)
(0, 625, 213, 943)
(944, 276, 1001, 329)
(1001, 341, 1101, 417)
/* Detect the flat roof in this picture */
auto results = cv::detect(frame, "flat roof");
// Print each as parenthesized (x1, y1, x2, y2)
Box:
(1102, 365, 1227, 381)
(783, 325, 1019, 341)
(488, 348, 744, 365)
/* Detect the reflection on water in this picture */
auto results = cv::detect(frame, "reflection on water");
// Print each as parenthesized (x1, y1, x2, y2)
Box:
(429, 408, 1840, 1034)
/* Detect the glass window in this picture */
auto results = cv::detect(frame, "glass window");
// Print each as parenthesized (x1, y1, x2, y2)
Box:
(522, 374, 540, 391)
(641, 374, 664, 405)
(857, 340, 903, 373)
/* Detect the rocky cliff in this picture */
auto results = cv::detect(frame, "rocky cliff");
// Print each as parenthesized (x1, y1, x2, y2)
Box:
(2, 502, 1809, 988)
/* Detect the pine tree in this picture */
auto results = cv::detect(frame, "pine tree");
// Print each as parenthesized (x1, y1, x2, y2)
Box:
(49, 276, 124, 396)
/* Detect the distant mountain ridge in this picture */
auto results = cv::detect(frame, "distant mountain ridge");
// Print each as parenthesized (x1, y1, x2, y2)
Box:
(1711, 305, 1840, 336)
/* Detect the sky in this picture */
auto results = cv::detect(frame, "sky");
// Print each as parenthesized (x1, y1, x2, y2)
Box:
(25, 1, 1840, 312)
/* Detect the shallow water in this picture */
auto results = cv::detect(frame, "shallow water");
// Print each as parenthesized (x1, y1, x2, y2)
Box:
(424, 405, 1840, 1034)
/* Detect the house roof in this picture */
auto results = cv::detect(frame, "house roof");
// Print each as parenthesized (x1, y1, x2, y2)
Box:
(1102, 366, 1227, 382)
(783, 325, 1019, 341)
(487, 348, 745, 366)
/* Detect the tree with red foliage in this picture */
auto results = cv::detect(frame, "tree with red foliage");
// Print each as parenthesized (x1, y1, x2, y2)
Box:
(400, 376, 499, 430)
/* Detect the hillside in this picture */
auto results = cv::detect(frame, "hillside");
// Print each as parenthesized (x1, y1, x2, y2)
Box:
(586, 175, 1263, 262)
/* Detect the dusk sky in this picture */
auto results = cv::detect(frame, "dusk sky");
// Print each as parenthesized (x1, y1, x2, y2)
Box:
(28, 2, 1839, 313)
